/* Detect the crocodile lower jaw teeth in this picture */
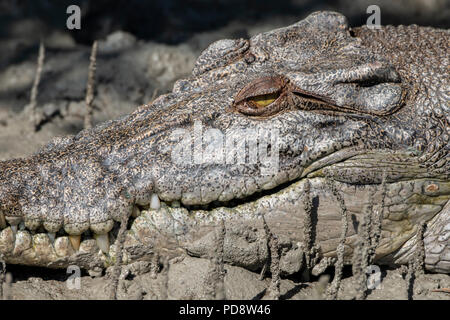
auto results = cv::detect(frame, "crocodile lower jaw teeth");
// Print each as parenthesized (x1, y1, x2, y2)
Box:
(0, 193, 166, 259)
(150, 193, 161, 210)
(69, 235, 81, 251)
(94, 233, 110, 254)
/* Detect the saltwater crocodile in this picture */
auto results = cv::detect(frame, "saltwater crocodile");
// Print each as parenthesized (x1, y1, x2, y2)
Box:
(0, 11, 448, 274)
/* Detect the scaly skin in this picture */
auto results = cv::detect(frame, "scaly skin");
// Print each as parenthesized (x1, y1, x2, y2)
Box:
(0, 12, 448, 273)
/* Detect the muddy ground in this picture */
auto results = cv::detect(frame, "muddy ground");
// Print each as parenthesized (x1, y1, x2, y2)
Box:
(0, 0, 449, 300)
(2, 255, 450, 300)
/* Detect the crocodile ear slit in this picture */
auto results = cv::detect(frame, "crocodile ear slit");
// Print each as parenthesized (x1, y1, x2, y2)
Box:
(287, 63, 405, 116)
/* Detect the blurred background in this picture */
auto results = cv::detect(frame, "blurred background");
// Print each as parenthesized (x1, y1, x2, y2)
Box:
(0, 0, 448, 159)
(1, 0, 448, 47)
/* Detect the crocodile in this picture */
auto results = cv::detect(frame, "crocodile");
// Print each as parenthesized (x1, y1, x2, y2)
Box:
(0, 11, 448, 275)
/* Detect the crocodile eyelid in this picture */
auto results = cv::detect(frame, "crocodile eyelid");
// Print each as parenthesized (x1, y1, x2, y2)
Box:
(233, 90, 290, 117)
(233, 75, 288, 104)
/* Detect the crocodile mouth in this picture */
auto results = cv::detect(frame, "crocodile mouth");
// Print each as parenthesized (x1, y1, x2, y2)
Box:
(0, 147, 360, 267)
(0, 147, 448, 272)
(0, 146, 355, 263)
(131, 175, 449, 270)
(127, 173, 449, 271)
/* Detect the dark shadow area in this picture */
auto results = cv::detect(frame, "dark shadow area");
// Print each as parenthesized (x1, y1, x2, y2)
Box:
(1, 0, 448, 46)
(0, 0, 447, 117)
(251, 288, 267, 300)
(280, 283, 309, 299)
(351, 213, 359, 234)
(406, 269, 416, 300)
(5, 263, 89, 282)
(311, 195, 319, 246)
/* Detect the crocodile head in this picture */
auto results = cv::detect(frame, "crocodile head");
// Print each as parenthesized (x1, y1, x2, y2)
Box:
(0, 12, 448, 273)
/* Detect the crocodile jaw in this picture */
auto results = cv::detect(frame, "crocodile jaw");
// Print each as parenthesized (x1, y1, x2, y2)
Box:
(1, 170, 448, 274)
(127, 176, 449, 274)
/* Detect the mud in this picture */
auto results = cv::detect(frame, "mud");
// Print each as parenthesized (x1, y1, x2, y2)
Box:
(1, 256, 448, 300)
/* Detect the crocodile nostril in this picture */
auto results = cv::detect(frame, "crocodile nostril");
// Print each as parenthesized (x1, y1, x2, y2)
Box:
(348, 28, 356, 37)
(244, 52, 256, 64)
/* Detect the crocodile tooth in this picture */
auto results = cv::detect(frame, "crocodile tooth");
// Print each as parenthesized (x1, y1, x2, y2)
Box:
(131, 206, 141, 218)
(94, 233, 109, 254)
(54, 236, 73, 257)
(0, 227, 15, 254)
(150, 193, 161, 210)
(12, 230, 32, 255)
(5, 216, 21, 235)
(48, 232, 56, 244)
(0, 211, 6, 229)
(69, 235, 81, 251)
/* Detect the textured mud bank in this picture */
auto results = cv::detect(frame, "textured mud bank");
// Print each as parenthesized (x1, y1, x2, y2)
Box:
(1, 256, 449, 300)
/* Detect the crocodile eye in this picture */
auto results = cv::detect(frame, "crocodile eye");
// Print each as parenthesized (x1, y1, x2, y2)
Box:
(233, 75, 289, 117)
(249, 92, 280, 108)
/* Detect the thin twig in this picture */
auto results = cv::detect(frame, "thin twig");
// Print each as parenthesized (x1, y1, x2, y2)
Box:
(160, 256, 170, 300)
(370, 171, 386, 258)
(30, 40, 45, 130)
(326, 179, 348, 300)
(150, 88, 159, 102)
(215, 219, 226, 300)
(404, 222, 427, 300)
(259, 213, 271, 280)
(261, 214, 280, 300)
(109, 211, 130, 300)
(302, 180, 313, 270)
(355, 204, 372, 300)
(414, 222, 426, 275)
(84, 40, 98, 129)
(405, 259, 415, 300)
(0, 255, 5, 299)
(267, 233, 281, 300)
(432, 288, 450, 294)
(205, 219, 227, 299)
(3, 272, 12, 300)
